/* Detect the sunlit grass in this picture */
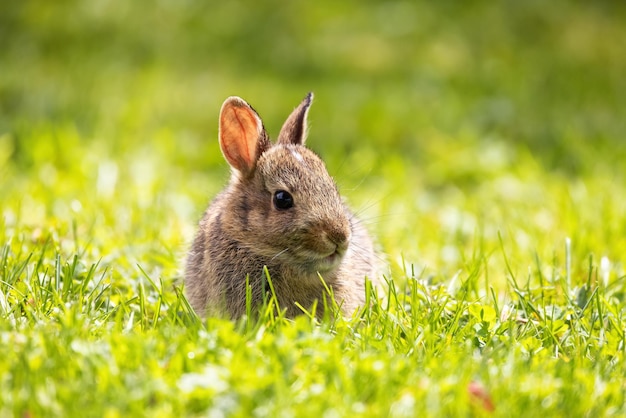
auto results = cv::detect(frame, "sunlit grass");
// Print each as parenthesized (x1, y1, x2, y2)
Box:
(1, 222, 625, 416)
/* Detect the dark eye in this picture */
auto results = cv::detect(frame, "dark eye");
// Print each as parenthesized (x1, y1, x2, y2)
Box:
(273, 190, 294, 210)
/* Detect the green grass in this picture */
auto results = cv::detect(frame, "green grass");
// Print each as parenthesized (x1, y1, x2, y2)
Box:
(2, 1, 626, 417)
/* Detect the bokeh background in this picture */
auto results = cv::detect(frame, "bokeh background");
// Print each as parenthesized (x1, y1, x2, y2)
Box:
(1, 1, 625, 284)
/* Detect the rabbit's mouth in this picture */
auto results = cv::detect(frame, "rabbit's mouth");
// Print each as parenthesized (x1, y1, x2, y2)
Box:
(289, 237, 348, 273)
(312, 248, 344, 272)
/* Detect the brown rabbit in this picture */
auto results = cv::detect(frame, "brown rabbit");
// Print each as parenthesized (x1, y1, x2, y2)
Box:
(185, 93, 379, 319)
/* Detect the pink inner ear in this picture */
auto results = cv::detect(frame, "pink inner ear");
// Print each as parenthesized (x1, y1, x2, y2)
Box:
(219, 101, 262, 173)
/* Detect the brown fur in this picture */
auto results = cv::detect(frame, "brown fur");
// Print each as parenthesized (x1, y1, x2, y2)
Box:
(185, 93, 379, 319)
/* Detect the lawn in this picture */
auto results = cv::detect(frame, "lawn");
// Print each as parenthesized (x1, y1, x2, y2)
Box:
(1, 1, 626, 417)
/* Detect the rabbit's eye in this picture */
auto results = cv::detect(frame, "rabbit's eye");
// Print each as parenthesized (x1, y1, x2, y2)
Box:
(273, 190, 294, 210)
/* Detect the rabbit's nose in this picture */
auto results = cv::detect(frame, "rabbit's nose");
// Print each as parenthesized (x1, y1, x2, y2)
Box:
(324, 222, 350, 251)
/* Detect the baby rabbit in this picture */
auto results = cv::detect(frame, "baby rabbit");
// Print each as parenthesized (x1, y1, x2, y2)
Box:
(185, 93, 378, 319)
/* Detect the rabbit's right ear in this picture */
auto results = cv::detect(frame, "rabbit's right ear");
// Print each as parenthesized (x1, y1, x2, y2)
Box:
(277, 92, 313, 146)
(219, 97, 270, 176)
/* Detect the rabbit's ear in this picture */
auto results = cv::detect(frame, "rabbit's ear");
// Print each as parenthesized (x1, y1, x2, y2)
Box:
(219, 97, 270, 176)
(277, 92, 313, 146)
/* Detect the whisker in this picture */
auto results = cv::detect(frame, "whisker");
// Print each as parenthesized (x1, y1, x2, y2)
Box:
(349, 239, 389, 266)
(351, 201, 382, 218)
(335, 158, 376, 191)
(270, 248, 290, 262)
(340, 172, 372, 193)
(351, 212, 419, 228)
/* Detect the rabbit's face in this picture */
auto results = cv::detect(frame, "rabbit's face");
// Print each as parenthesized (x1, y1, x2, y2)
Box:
(246, 144, 351, 274)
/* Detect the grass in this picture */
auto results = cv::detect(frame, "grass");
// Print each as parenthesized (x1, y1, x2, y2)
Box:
(2, 1, 626, 417)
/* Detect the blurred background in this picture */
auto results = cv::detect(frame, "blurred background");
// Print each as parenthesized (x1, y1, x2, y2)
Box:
(1, 0, 625, 283)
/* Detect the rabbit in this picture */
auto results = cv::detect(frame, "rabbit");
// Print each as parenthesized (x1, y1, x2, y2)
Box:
(185, 92, 379, 319)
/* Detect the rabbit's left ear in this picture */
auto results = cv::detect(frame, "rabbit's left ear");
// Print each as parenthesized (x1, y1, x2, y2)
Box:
(277, 92, 313, 146)
(219, 96, 270, 177)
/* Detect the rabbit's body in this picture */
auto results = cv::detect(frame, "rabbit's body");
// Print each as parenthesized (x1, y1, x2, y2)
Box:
(185, 93, 378, 319)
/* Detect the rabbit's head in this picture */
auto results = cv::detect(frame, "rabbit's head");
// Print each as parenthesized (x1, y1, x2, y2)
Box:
(218, 93, 351, 276)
